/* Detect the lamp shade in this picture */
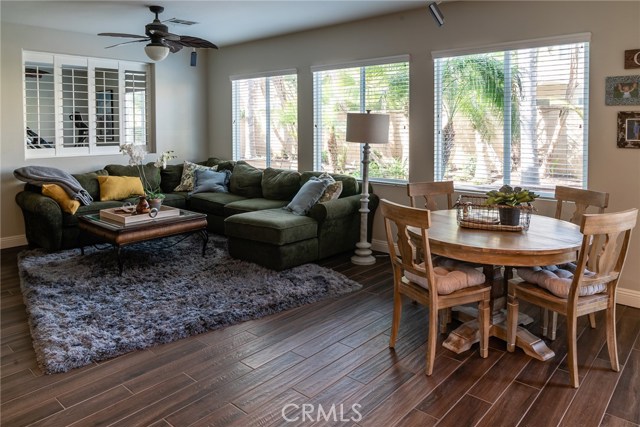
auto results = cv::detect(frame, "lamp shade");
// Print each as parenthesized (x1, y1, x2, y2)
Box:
(346, 113, 390, 144)
(144, 43, 170, 61)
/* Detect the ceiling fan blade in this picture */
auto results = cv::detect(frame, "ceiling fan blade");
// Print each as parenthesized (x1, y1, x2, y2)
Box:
(163, 40, 184, 53)
(98, 32, 148, 39)
(105, 39, 150, 49)
(172, 35, 218, 50)
(149, 29, 181, 41)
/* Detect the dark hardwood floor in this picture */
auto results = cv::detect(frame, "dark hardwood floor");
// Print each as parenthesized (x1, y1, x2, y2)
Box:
(2, 246, 639, 427)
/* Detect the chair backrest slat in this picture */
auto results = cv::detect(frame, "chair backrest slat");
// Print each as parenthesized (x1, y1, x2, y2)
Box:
(380, 199, 436, 292)
(407, 181, 455, 211)
(569, 209, 637, 301)
(554, 186, 609, 225)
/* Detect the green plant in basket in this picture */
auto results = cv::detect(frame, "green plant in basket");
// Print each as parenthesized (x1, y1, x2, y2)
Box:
(485, 185, 539, 206)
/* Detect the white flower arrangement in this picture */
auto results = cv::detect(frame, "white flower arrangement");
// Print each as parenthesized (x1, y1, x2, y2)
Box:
(119, 143, 176, 199)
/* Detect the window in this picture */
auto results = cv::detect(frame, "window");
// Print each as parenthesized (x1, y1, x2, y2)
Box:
(232, 71, 298, 170)
(433, 34, 590, 194)
(23, 51, 152, 158)
(313, 56, 410, 181)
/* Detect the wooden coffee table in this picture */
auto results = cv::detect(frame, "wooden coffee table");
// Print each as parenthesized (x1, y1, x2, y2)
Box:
(78, 208, 208, 274)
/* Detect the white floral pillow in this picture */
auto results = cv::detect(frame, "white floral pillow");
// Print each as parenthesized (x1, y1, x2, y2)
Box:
(173, 161, 218, 192)
(318, 172, 343, 202)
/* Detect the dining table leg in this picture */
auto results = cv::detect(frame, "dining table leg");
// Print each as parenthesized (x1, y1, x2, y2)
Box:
(442, 265, 555, 361)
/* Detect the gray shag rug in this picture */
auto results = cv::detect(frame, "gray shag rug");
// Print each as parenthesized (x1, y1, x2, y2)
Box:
(18, 235, 361, 374)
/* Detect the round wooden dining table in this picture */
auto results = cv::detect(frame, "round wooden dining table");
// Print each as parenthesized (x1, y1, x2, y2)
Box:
(411, 209, 584, 361)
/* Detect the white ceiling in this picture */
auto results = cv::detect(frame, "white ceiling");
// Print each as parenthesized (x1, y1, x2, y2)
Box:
(1, 1, 426, 48)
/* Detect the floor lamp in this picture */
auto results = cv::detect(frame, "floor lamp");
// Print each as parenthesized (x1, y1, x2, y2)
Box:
(346, 111, 389, 265)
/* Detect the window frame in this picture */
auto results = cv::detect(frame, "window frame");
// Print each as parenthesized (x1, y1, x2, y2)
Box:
(23, 51, 153, 159)
(432, 33, 591, 196)
(231, 69, 298, 170)
(311, 55, 410, 183)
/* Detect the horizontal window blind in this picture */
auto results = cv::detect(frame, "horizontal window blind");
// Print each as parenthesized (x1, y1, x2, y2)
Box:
(232, 73, 298, 170)
(434, 40, 589, 194)
(313, 60, 410, 181)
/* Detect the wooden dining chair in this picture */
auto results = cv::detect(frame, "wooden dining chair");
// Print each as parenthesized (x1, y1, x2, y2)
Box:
(543, 186, 610, 339)
(507, 209, 637, 388)
(407, 181, 455, 211)
(380, 199, 491, 375)
(407, 181, 459, 330)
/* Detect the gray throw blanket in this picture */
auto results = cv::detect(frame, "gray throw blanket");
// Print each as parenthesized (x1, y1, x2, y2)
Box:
(14, 166, 93, 205)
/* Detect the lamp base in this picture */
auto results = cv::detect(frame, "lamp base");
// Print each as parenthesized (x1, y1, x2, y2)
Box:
(351, 243, 376, 265)
(351, 254, 376, 265)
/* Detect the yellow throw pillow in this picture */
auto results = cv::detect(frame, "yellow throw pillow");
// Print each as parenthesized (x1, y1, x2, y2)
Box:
(97, 176, 145, 201)
(42, 184, 81, 214)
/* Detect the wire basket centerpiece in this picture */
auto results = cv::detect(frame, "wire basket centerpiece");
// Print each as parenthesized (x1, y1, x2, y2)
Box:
(455, 185, 539, 231)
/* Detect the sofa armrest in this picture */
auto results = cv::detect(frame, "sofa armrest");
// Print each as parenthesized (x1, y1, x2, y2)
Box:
(308, 194, 362, 223)
(15, 190, 64, 249)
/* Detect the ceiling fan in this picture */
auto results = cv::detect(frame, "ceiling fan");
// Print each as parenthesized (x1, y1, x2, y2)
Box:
(98, 5, 218, 62)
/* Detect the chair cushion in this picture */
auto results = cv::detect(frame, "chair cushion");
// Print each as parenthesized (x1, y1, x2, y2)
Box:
(516, 264, 606, 298)
(405, 257, 486, 295)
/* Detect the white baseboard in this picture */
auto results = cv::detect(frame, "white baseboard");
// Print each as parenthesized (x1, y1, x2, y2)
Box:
(617, 287, 640, 309)
(1, 234, 28, 249)
(371, 238, 640, 309)
(371, 238, 388, 254)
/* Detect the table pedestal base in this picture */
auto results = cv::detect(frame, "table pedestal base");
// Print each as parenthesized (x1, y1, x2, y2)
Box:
(442, 317, 555, 361)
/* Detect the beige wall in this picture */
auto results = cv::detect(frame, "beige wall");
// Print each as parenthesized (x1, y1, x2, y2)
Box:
(0, 22, 210, 246)
(206, 2, 640, 301)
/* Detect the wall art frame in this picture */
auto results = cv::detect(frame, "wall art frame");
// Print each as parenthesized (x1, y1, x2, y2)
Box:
(617, 111, 640, 149)
(606, 75, 640, 106)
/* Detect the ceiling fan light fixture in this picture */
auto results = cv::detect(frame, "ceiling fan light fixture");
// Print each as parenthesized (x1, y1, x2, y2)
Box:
(144, 43, 170, 61)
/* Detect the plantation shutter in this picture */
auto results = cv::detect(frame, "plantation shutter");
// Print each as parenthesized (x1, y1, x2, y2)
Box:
(433, 34, 590, 194)
(123, 70, 148, 146)
(231, 70, 298, 170)
(312, 56, 410, 181)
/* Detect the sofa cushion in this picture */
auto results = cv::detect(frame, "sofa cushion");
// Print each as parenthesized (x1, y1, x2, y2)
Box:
(188, 192, 247, 216)
(229, 161, 263, 198)
(42, 184, 80, 214)
(190, 169, 231, 195)
(72, 169, 108, 200)
(225, 208, 318, 246)
(160, 192, 187, 209)
(261, 168, 301, 200)
(174, 161, 218, 192)
(224, 198, 289, 216)
(97, 176, 145, 201)
(285, 177, 328, 215)
(105, 163, 161, 192)
(205, 157, 236, 172)
(300, 172, 359, 197)
(160, 164, 184, 194)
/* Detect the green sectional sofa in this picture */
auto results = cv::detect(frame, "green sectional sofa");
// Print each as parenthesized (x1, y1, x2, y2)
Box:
(15, 158, 378, 270)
